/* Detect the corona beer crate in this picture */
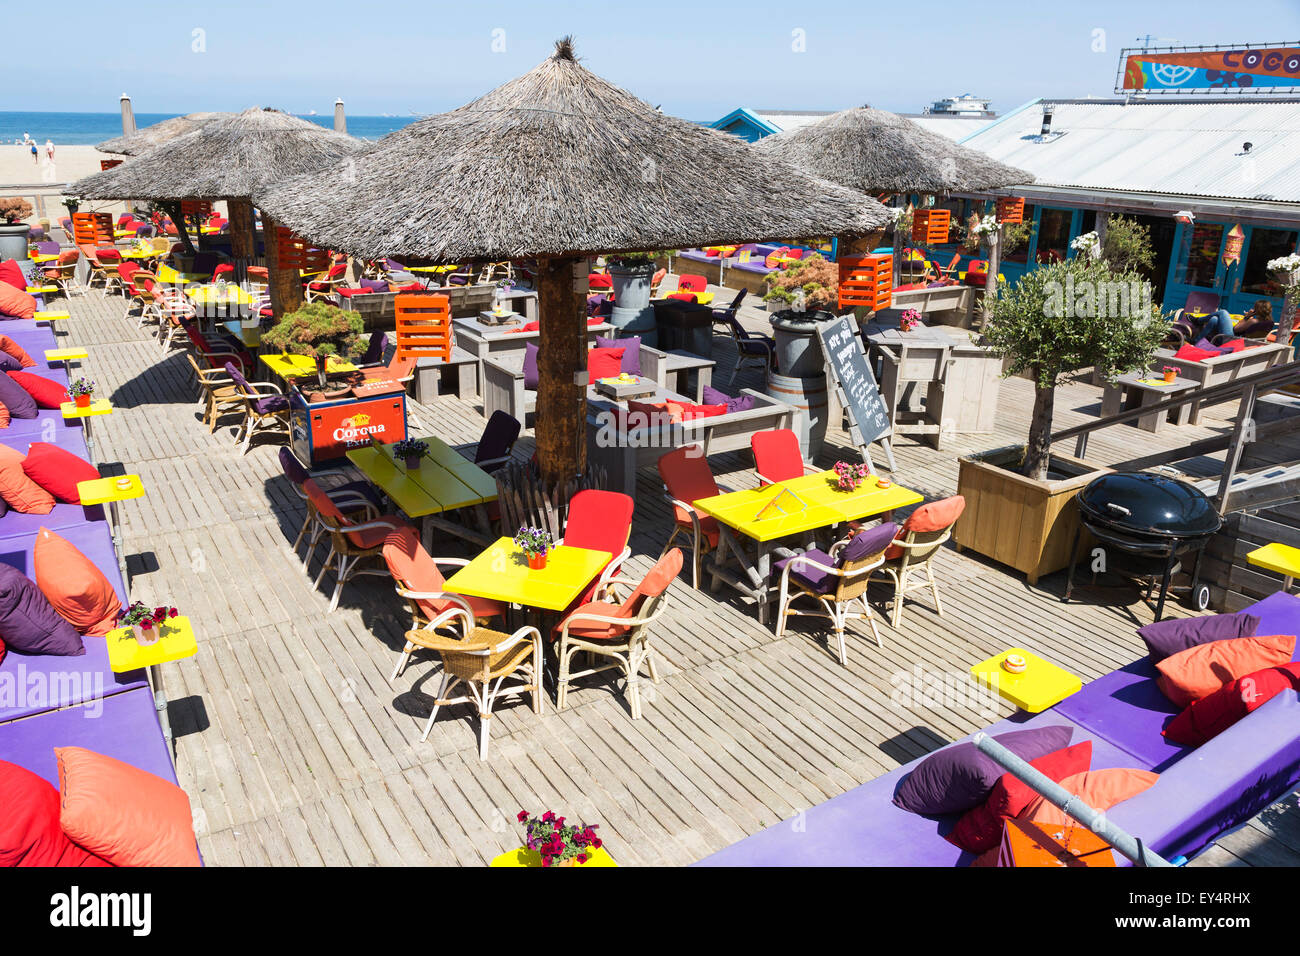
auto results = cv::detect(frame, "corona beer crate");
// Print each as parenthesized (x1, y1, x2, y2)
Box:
(996, 197, 1025, 225)
(838, 254, 892, 311)
(273, 227, 331, 273)
(72, 212, 113, 246)
(912, 209, 951, 245)
(394, 293, 453, 361)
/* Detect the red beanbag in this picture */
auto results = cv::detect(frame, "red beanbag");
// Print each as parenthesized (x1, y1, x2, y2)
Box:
(0, 760, 110, 867)
(7, 371, 70, 409)
(20, 443, 100, 504)
(0, 259, 25, 291)
(1174, 344, 1219, 363)
(587, 347, 625, 381)
(1164, 661, 1300, 746)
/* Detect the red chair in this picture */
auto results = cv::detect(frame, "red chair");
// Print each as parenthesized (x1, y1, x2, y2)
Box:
(304, 261, 347, 302)
(751, 429, 818, 486)
(657, 445, 724, 589)
(109, 261, 141, 296)
(559, 489, 634, 606)
(677, 274, 707, 294)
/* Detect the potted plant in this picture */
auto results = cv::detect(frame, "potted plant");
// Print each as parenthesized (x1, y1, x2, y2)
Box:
(606, 251, 657, 336)
(517, 810, 602, 867)
(831, 460, 870, 492)
(0, 197, 34, 262)
(898, 308, 922, 333)
(120, 601, 179, 647)
(1267, 253, 1300, 349)
(393, 437, 427, 470)
(514, 525, 553, 570)
(261, 302, 364, 389)
(955, 252, 1167, 583)
(1161, 365, 1178, 385)
(68, 377, 95, 408)
(762, 254, 840, 375)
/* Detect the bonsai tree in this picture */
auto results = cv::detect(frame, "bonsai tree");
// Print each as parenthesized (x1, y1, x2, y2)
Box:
(0, 198, 33, 224)
(762, 253, 839, 310)
(262, 302, 364, 361)
(605, 251, 657, 269)
(982, 255, 1167, 480)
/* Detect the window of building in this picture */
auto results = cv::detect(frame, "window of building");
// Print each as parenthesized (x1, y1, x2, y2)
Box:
(1035, 208, 1073, 263)
(1240, 227, 1299, 297)
(1001, 204, 1035, 264)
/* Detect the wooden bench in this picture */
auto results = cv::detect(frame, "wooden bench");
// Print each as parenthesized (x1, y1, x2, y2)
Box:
(1100, 372, 1198, 433)
(1152, 342, 1291, 424)
(413, 348, 480, 402)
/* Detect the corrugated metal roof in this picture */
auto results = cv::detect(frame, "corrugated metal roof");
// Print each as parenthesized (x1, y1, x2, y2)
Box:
(960, 97, 1300, 205)
(752, 110, 834, 134)
(752, 109, 994, 140)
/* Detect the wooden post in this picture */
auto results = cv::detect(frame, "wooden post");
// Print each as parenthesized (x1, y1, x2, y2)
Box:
(982, 224, 1001, 326)
(535, 256, 587, 486)
(262, 213, 301, 320)
(227, 198, 255, 284)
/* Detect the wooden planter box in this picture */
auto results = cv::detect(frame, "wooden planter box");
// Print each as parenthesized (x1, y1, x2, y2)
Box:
(954, 446, 1110, 585)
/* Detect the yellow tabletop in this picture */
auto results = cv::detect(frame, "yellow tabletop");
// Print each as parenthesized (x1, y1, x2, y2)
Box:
(445, 538, 612, 612)
(120, 248, 165, 260)
(694, 472, 923, 543)
(406, 265, 460, 274)
(347, 437, 496, 519)
(105, 616, 198, 673)
(33, 311, 69, 322)
(490, 846, 616, 867)
(187, 284, 253, 306)
(154, 264, 206, 284)
(61, 399, 113, 419)
(1247, 542, 1300, 585)
(32, 253, 59, 264)
(970, 647, 1083, 714)
(25, 285, 58, 295)
(260, 353, 358, 377)
(45, 347, 88, 362)
(77, 473, 144, 506)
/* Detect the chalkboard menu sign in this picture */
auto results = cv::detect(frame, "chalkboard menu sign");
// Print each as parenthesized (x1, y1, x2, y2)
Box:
(817, 315, 892, 453)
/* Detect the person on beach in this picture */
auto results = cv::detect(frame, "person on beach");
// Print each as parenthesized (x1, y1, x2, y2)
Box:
(30, 141, 38, 164)
(45, 140, 55, 163)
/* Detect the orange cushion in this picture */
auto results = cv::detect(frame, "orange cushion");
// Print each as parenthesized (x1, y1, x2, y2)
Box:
(1155, 634, 1296, 709)
(0, 335, 35, 368)
(626, 400, 679, 426)
(0, 444, 54, 513)
(587, 347, 625, 382)
(886, 495, 965, 560)
(0, 400, 8, 429)
(55, 747, 200, 867)
(556, 600, 630, 640)
(8, 371, 71, 409)
(0, 282, 36, 320)
(34, 527, 123, 636)
(1019, 769, 1159, 828)
(21, 442, 100, 504)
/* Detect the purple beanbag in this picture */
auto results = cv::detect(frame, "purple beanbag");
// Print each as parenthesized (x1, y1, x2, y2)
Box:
(892, 725, 1073, 816)
(1137, 611, 1261, 664)
(0, 563, 85, 656)
(702, 384, 756, 414)
(595, 335, 640, 375)
(523, 342, 539, 391)
(0, 372, 38, 419)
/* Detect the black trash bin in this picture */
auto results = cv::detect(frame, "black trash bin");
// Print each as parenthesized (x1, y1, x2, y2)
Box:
(652, 299, 714, 358)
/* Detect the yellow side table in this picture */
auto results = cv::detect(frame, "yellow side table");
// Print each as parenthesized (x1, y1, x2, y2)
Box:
(1247, 543, 1300, 593)
(105, 615, 198, 755)
(490, 846, 616, 867)
(45, 346, 89, 374)
(26, 285, 59, 296)
(77, 474, 143, 581)
(61, 399, 113, 457)
(970, 648, 1082, 714)
(33, 310, 69, 322)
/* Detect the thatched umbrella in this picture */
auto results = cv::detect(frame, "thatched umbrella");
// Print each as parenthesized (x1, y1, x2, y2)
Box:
(75, 107, 363, 301)
(256, 38, 890, 483)
(95, 111, 235, 156)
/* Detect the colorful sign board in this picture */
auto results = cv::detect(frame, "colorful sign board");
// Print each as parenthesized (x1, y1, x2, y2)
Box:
(1117, 44, 1300, 93)
(1223, 224, 1245, 267)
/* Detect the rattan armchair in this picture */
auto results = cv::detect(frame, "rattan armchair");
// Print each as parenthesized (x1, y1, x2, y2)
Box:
(774, 532, 890, 666)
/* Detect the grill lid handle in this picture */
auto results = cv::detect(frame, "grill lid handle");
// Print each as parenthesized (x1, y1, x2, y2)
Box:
(1104, 502, 1132, 516)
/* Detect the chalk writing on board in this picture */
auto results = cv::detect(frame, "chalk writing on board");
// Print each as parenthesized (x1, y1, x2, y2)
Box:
(817, 316, 891, 448)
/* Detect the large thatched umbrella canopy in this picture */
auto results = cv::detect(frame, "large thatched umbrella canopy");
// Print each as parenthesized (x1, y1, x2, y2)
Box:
(256, 39, 889, 483)
(754, 106, 1033, 195)
(95, 111, 234, 156)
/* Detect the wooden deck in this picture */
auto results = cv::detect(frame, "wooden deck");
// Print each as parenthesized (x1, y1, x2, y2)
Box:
(52, 281, 1298, 866)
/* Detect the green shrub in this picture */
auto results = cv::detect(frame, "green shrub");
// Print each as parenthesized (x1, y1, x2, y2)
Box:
(261, 302, 364, 360)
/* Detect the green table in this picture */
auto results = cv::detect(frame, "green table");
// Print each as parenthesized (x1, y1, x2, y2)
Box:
(347, 435, 498, 549)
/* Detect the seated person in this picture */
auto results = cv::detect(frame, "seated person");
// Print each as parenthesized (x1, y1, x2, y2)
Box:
(1179, 299, 1274, 343)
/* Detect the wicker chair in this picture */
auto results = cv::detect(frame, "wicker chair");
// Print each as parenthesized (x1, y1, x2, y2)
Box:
(186, 354, 242, 432)
(657, 444, 725, 589)
(224, 362, 290, 455)
(868, 496, 965, 629)
(302, 478, 412, 613)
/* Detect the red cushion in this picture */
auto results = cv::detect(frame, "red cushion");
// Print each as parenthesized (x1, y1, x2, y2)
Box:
(21, 443, 100, 504)
(674, 402, 728, 420)
(587, 347, 625, 381)
(1164, 661, 1300, 746)
(667, 292, 697, 302)
(886, 495, 966, 560)
(1220, 337, 1247, 352)
(1174, 344, 1219, 363)
(0, 760, 110, 867)
(8, 371, 70, 409)
(0, 259, 25, 291)
(0, 282, 36, 320)
(949, 741, 1093, 853)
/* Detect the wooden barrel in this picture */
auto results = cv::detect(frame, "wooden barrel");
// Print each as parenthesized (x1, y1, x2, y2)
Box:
(766, 371, 829, 461)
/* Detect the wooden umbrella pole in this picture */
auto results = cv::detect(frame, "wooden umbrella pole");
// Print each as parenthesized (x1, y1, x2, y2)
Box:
(262, 213, 301, 320)
(535, 255, 587, 486)
(227, 198, 255, 284)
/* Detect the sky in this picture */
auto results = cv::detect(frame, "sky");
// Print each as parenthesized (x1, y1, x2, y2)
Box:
(4, 0, 1299, 120)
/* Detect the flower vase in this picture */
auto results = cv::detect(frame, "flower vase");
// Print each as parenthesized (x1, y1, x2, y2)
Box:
(404, 455, 421, 470)
(527, 552, 547, 571)
(74, 394, 92, 408)
(133, 625, 159, 647)
(1162, 370, 1177, 384)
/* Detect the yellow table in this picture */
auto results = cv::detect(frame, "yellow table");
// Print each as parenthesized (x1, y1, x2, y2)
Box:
(1247, 542, 1300, 593)
(31, 253, 59, 264)
(693, 473, 922, 623)
(25, 285, 58, 295)
(61, 399, 113, 456)
(154, 264, 206, 285)
(970, 647, 1082, 714)
(260, 353, 358, 380)
(105, 615, 198, 755)
(33, 311, 69, 336)
(45, 346, 88, 369)
(490, 846, 616, 867)
(187, 284, 253, 306)
(120, 247, 165, 261)
(77, 474, 143, 582)
(445, 538, 612, 612)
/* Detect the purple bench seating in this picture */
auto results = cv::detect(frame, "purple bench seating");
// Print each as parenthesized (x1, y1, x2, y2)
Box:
(0, 414, 89, 453)
(698, 591, 1300, 867)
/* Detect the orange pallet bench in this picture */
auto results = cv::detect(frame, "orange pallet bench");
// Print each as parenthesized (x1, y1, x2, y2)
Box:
(838, 254, 892, 311)
(394, 293, 453, 362)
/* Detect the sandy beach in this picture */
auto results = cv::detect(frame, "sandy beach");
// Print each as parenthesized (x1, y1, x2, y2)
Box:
(0, 144, 132, 224)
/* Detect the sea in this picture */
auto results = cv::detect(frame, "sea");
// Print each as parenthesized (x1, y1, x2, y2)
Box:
(0, 111, 419, 146)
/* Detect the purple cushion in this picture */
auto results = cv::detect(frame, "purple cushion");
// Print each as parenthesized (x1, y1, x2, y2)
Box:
(701, 385, 756, 414)
(595, 335, 640, 375)
(0, 353, 21, 373)
(1193, 337, 1231, 356)
(253, 394, 289, 415)
(1137, 611, 1261, 664)
(523, 342, 539, 391)
(0, 562, 84, 656)
(840, 521, 898, 563)
(360, 278, 389, 293)
(775, 548, 836, 594)
(1252, 592, 1300, 657)
(0, 372, 38, 419)
(892, 725, 1073, 816)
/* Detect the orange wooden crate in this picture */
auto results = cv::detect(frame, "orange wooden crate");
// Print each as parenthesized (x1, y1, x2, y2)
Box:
(72, 212, 113, 246)
(1002, 819, 1116, 867)
(838, 254, 892, 311)
(99, 159, 123, 171)
(911, 209, 951, 245)
(273, 227, 331, 273)
(996, 197, 1025, 225)
(394, 293, 452, 362)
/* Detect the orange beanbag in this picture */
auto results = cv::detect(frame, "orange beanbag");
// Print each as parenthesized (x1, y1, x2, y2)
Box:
(7, 371, 70, 409)
(0, 282, 36, 320)
(55, 747, 201, 867)
(21, 443, 100, 504)
(885, 495, 966, 560)
(0, 335, 35, 368)
(1019, 768, 1159, 827)
(1155, 634, 1297, 709)
(34, 527, 122, 636)
(0, 444, 55, 514)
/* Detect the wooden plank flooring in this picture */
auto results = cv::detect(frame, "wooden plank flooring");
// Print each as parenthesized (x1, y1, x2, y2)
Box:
(50, 281, 1298, 866)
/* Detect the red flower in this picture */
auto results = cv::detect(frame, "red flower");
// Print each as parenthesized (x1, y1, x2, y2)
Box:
(168, 608, 178, 618)
(140, 619, 153, 630)
(555, 816, 565, 828)
(592, 838, 603, 849)
(542, 811, 555, 823)
(577, 854, 587, 864)
(541, 856, 552, 867)
(517, 811, 529, 823)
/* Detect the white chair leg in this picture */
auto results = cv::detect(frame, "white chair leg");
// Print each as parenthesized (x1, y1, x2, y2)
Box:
(929, 565, 944, 617)
(313, 550, 335, 589)
(420, 672, 451, 741)
(327, 555, 350, 613)
(390, 641, 414, 682)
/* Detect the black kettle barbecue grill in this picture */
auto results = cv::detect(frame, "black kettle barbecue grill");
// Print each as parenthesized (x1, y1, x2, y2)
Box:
(1065, 472, 1223, 620)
